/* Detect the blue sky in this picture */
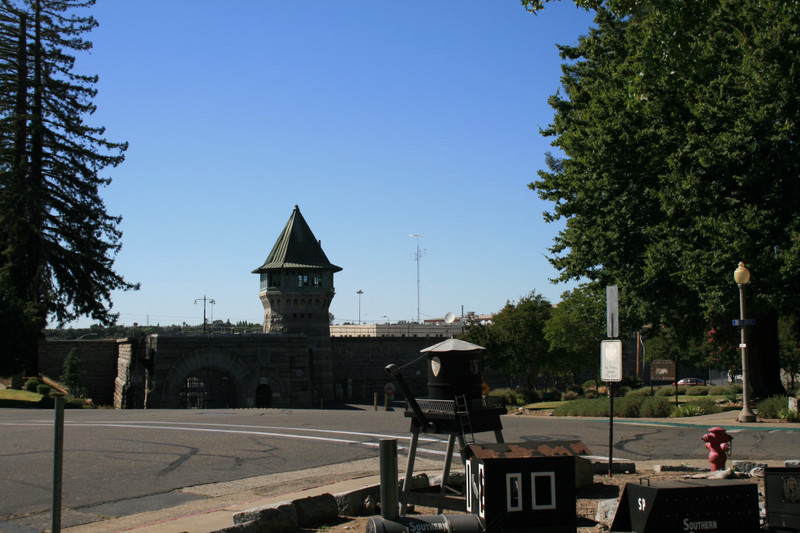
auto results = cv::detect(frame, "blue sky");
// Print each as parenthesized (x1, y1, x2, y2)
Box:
(69, 1, 596, 328)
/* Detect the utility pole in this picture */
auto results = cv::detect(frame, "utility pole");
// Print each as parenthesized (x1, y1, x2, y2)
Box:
(409, 234, 426, 323)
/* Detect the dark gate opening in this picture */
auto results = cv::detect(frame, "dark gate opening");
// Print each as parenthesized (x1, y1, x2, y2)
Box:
(180, 369, 237, 408)
(255, 384, 272, 407)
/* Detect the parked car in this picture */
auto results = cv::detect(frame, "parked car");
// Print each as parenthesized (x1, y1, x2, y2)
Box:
(676, 377, 706, 386)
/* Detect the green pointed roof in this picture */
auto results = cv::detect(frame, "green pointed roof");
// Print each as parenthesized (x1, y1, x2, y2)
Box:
(252, 205, 342, 273)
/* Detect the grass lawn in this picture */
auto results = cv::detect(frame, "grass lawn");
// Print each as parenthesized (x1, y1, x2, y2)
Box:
(0, 388, 45, 408)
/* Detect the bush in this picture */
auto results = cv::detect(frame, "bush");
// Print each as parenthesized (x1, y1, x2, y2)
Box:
(655, 386, 678, 397)
(553, 397, 609, 417)
(708, 385, 729, 395)
(756, 396, 789, 419)
(552, 396, 647, 417)
(562, 390, 580, 401)
(779, 408, 800, 422)
(582, 379, 599, 391)
(24, 378, 42, 392)
(613, 386, 631, 397)
(671, 398, 722, 417)
(584, 389, 599, 399)
(620, 375, 644, 389)
(615, 396, 645, 417)
(730, 383, 743, 393)
(626, 387, 653, 398)
(640, 397, 672, 418)
(685, 386, 709, 396)
(36, 384, 52, 396)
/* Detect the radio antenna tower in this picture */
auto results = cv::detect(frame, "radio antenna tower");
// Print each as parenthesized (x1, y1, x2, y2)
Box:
(409, 234, 426, 323)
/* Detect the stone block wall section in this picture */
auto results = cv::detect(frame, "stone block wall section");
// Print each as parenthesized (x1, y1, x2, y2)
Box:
(330, 337, 438, 401)
(37, 339, 120, 405)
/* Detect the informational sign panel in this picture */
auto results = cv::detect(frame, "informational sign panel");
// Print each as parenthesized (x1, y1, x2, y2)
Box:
(607, 285, 619, 338)
(650, 359, 676, 382)
(601, 340, 623, 382)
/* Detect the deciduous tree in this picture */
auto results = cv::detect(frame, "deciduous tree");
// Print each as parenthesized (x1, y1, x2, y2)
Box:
(531, 0, 798, 397)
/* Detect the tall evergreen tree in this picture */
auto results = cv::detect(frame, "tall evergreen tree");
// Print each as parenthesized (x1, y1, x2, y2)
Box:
(531, 0, 799, 397)
(0, 0, 136, 376)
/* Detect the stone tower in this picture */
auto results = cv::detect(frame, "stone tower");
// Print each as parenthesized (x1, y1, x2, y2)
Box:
(252, 206, 341, 402)
(252, 205, 342, 336)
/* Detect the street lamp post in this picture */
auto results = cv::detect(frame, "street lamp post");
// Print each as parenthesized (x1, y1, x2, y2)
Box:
(734, 262, 756, 423)
(357, 290, 364, 325)
(194, 296, 216, 334)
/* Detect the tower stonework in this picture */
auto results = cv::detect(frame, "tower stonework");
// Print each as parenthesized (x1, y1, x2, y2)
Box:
(252, 205, 342, 401)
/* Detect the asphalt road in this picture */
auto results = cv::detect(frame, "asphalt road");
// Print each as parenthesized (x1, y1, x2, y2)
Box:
(1, 406, 797, 527)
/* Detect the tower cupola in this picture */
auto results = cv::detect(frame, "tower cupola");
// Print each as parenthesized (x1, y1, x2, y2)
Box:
(252, 205, 342, 336)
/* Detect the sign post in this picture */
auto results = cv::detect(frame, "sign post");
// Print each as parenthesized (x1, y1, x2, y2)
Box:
(602, 339, 623, 477)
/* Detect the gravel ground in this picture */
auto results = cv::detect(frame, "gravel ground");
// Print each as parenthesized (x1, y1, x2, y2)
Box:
(306, 470, 763, 533)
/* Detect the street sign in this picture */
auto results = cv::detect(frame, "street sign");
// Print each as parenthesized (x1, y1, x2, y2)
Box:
(732, 318, 756, 327)
(601, 340, 623, 382)
(650, 359, 676, 382)
(384, 383, 395, 397)
(607, 286, 619, 338)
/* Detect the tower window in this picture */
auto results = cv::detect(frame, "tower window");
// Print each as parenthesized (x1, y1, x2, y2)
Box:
(298, 274, 309, 287)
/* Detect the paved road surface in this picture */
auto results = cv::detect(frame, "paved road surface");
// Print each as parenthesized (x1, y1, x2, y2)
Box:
(1, 407, 797, 530)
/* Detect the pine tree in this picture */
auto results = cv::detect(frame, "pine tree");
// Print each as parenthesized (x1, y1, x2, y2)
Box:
(0, 0, 136, 376)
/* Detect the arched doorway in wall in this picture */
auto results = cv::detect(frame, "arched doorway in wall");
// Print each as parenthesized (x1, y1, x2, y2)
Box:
(180, 368, 237, 408)
(255, 384, 272, 408)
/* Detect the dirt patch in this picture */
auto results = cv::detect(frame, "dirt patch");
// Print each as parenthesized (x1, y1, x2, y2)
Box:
(306, 470, 762, 533)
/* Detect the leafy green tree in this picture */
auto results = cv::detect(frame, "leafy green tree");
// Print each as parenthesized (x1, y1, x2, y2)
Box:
(531, 0, 798, 397)
(0, 0, 135, 376)
(544, 283, 606, 385)
(778, 313, 800, 391)
(59, 347, 82, 396)
(481, 292, 554, 390)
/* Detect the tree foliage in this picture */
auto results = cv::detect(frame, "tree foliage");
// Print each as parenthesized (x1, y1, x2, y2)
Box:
(0, 0, 135, 375)
(531, 0, 799, 396)
(462, 292, 554, 390)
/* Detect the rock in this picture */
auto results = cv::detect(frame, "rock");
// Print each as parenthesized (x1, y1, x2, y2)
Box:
(653, 464, 707, 473)
(575, 456, 594, 490)
(749, 466, 765, 478)
(731, 460, 767, 474)
(233, 501, 297, 533)
(293, 493, 339, 528)
(584, 455, 636, 474)
(595, 498, 619, 526)
(335, 486, 380, 516)
(784, 460, 800, 467)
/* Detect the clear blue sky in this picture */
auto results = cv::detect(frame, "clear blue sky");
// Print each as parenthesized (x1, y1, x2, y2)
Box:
(69, 1, 595, 328)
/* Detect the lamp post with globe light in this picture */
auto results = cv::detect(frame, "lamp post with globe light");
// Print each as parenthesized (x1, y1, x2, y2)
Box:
(734, 262, 756, 423)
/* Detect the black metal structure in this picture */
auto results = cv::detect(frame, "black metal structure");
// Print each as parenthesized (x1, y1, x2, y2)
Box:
(386, 338, 506, 514)
(765, 467, 800, 532)
(610, 479, 759, 533)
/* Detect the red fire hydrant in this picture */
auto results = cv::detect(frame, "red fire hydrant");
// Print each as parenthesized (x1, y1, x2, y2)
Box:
(701, 427, 733, 471)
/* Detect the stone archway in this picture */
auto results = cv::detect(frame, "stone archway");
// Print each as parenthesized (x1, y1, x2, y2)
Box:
(161, 349, 254, 409)
(180, 368, 237, 408)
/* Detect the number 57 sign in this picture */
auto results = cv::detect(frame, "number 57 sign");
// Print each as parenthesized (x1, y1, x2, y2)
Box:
(601, 340, 623, 382)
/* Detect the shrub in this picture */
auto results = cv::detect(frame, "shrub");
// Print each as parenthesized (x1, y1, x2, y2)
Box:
(655, 386, 677, 397)
(626, 387, 653, 398)
(756, 396, 789, 419)
(615, 396, 645, 417)
(36, 384, 52, 396)
(620, 375, 643, 389)
(671, 398, 721, 417)
(582, 379, 599, 391)
(553, 398, 609, 417)
(685, 386, 709, 396)
(778, 408, 800, 423)
(584, 389, 599, 399)
(640, 397, 672, 418)
(730, 383, 743, 393)
(24, 378, 42, 392)
(708, 385, 729, 395)
(562, 390, 580, 401)
(613, 386, 631, 397)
